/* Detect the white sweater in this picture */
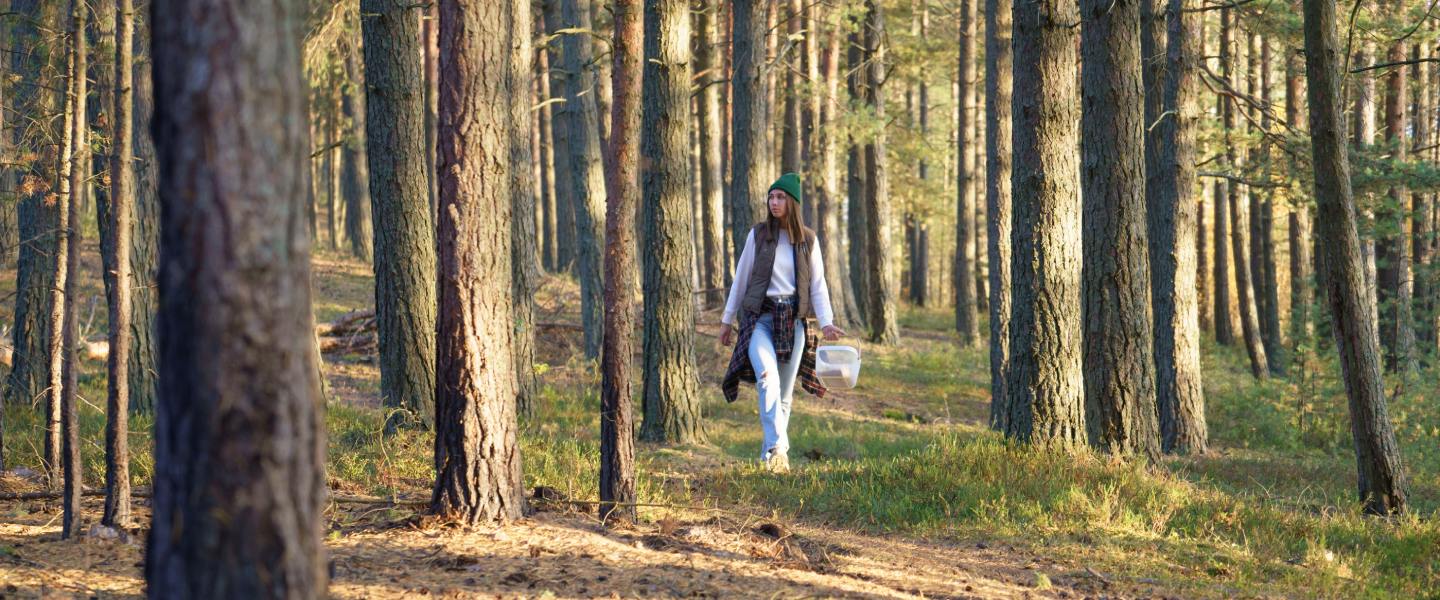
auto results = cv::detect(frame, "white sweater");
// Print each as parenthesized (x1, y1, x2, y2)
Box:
(721, 229, 835, 329)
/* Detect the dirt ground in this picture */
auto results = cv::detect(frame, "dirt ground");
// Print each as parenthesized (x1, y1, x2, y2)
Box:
(0, 492, 1158, 599)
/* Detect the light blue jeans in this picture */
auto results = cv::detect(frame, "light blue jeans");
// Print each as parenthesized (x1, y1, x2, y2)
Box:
(748, 313, 805, 460)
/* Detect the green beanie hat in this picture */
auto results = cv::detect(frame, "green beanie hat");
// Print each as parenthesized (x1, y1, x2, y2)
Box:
(768, 172, 803, 204)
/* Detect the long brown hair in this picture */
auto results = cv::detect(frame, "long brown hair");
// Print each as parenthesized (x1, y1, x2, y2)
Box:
(766, 198, 806, 245)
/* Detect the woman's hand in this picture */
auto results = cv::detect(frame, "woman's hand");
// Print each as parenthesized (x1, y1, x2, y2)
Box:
(720, 324, 735, 346)
(821, 325, 845, 341)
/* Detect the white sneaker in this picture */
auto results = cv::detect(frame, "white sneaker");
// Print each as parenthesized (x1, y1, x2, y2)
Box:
(765, 450, 791, 474)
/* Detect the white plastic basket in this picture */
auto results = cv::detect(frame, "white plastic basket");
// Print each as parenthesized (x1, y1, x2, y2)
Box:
(815, 345, 862, 389)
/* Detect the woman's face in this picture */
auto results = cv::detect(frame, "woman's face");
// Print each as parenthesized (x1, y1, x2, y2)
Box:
(768, 189, 789, 219)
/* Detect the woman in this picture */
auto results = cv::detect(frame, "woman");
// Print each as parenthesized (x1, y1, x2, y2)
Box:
(720, 172, 845, 473)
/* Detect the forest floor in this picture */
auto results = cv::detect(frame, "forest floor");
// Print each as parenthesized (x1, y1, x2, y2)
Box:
(2, 247, 1439, 598)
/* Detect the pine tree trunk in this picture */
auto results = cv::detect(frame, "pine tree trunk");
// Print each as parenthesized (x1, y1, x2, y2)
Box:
(1300, 0, 1409, 514)
(1231, 176, 1271, 378)
(342, 47, 374, 263)
(431, 0, 527, 525)
(780, 0, 801, 172)
(1151, 0, 1207, 454)
(1377, 30, 1415, 373)
(729, 0, 769, 257)
(554, 0, 607, 359)
(862, 0, 898, 346)
(1412, 43, 1434, 352)
(1351, 7, 1381, 352)
(954, 0, 979, 345)
(59, 0, 87, 537)
(1080, 0, 1159, 458)
(816, 14, 855, 328)
(541, 2, 576, 273)
(102, 0, 134, 529)
(423, 4, 439, 223)
(1215, 10, 1239, 347)
(508, 0, 540, 415)
(1254, 36, 1285, 375)
(4, 0, 63, 419)
(536, 16, 558, 272)
(361, 0, 439, 429)
(639, 0, 702, 444)
(696, 0, 726, 308)
(846, 27, 870, 326)
(600, 0, 641, 523)
(985, 0, 1013, 431)
(1004, 0, 1085, 449)
(146, 0, 328, 591)
(130, 34, 159, 416)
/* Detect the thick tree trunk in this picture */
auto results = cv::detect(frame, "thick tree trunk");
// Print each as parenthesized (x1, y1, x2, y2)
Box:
(1151, 0, 1207, 454)
(59, 0, 87, 537)
(102, 0, 134, 529)
(695, 0, 725, 309)
(862, 0, 898, 346)
(554, 0, 608, 359)
(431, 0, 527, 525)
(600, 0, 640, 523)
(362, 0, 438, 429)
(342, 47, 374, 263)
(729, 0, 769, 258)
(5, 0, 62, 427)
(146, 0, 328, 592)
(954, 0, 978, 345)
(639, 0, 702, 444)
(985, 0, 1013, 431)
(1080, 0, 1159, 458)
(1300, 0, 1409, 514)
(1005, 0, 1085, 448)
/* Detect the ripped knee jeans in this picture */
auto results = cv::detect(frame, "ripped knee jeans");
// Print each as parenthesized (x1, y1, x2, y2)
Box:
(747, 313, 805, 460)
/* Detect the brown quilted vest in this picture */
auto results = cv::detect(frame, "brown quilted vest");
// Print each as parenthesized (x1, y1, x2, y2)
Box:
(741, 222, 815, 319)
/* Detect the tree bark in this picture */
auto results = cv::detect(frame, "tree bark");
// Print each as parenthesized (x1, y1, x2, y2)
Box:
(639, 0, 702, 444)
(342, 44, 374, 263)
(1004, 0, 1085, 449)
(1377, 27, 1415, 373)
(695, 0, 725, 309)
(862, 0, 898, 346)
(540, 3, 576, 273)
(954, 0, 978, 346)
(1081, 0, 1159, 458)
(102, 0, 134, 529)
(846, 28, 870, 327)
(1412, 42, 1434, 352)
(1300, 0, 1409, 515)
(431, 0, 527, 525)
(600, 0, 641, 524)
(780, 0, 802, 173)
(361, 0, 438, 428)
(146, 0, 328, 592)
(729, 0, 769, 258)
(1151, 0, 1207, 454)
(986, 0, 1013, 431)
(509, 0, 540, 415)
(130, 30, 159, 416)
(1214, 10, 1237, 347)
(553, 0, 608, 359)
(59, 0, 87, 537)
(536, 14, 558, 272)
(4, 0, 63, 446)
(815, 11, 855, 328)
(1230, 169, 1270, 378)
(1256, 37, 1284, 375)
